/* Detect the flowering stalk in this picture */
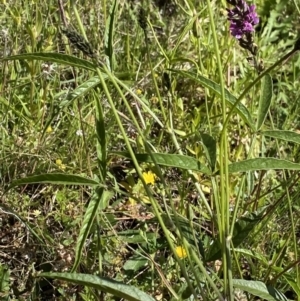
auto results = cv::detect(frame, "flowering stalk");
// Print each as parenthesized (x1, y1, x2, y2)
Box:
(226, 0, 259, 55)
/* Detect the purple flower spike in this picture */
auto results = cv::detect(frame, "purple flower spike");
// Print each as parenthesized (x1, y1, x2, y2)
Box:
(227, 0, 259, 39)
(226, 0, 259, 55)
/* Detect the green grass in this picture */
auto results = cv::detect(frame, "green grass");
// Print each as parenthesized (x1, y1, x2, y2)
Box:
(1, 0, 300, 300)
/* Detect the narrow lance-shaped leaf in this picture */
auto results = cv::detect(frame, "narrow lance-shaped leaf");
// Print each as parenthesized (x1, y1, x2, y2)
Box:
(263, 130, 300, 144)
(8, 173, 99, 191)
(110, 151, 211, 174)
(232, 279, 289, 301)
(207, 208, 266, 261)
(64, 76, 106, 105)
(169, 69, 255, 129)
(71, 189, 113, 272)
(228, 158, 300, 173)
(1, 53, 97, 71)
(105, 0, 118, 70)
(256, 74, 273, 130)
(39, 272, 156, 301)
(200, 132, 216, 171)
(95, 89, 107, 181)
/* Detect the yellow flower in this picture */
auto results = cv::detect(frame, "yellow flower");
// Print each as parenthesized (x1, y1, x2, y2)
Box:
(46, 126, 53, 133)
(56, 159, 62, 166)
(175, 246, 187, 259)
(142, 171, 156, 185)
(33, 209, 41, 217)
(60, 164, 66, 170)
(136, 89, 143, 95)
(55, 159, 66, 170)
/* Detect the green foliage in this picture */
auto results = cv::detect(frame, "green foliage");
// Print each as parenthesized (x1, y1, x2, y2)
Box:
(40, 272, 156, 301)
(1, 0, 300, 300)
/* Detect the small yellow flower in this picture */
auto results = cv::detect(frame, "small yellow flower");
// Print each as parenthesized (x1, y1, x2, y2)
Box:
(60, 164, 66, 170)
(33, 209, 41, 217)
(136, 89, 143, 95)
(126, 198, 137, 206)
(46, 126, 53, 133)
(142, 171, 156, 185)
(175, 246, 187, 259)
(55, 159, 66, 170)
(56, 159, 62, 166)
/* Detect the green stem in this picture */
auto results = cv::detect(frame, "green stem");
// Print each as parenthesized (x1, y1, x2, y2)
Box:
(206, 0, 232, 299)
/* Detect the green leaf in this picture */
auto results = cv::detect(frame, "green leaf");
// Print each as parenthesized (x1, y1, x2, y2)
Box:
(72, 189, 113, 272)
(0, 96, 31, 123)
(283, 274, 300, 298)
(1, 52, 97, 71)
(95, 89, 107, 181)
(234, 248, 269, 265)
(35, 8, 43, 37)
(200, 132, 217, 171)
(256, 74, 273, 130)
(123, 255, 148, 271)
(0, 264, 10, 299)
(232, 279, 289, 301)
(169, 69, 255, 129)
(39, 272, 156, 301)
(263, 130, 300, 144)
(64, 76, 104, 105)
(8, 173, 99, 190)
(104, 0, 118, 70)
(228, 158, 300, 173)
(110, 152, 211, 174)
(207, 208, 266, 261)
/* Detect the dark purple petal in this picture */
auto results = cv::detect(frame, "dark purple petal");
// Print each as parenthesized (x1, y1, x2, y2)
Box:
(242, 21, 254, 32)
(230, 22, 244, 39)
(227, 0, 259, 39)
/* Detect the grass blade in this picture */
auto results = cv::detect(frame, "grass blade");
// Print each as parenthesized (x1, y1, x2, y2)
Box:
(207, 208, 266, 261)
(170, 69, 255, 129)
(232, 279, 289, 301)
(256, 74, 273, 130)
(8, 173, 99, 191)
(104, 0, 118, 70)
(71, 189, 113, 272)
(111, 151, 211, 174)
(2, 53, 96, 71)
(263, 130, 300, 144)
(201, 132, 217, 171)
(228, 158, 300, 173)
(39, 272, 156, 301)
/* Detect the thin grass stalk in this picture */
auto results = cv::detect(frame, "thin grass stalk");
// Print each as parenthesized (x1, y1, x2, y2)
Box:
(72, 4, 88, 40)
(229, 134, 259, 236)
(189, 245, 225, 301)
(206, 0, 232, 299)
(263, 231, 292, 283)
(144, 21, 167, 123)
(223, 48, 298, 132)
(78, 99, 93, 177)
(267, 112, 298, 281)
(114, 77, 164, 128)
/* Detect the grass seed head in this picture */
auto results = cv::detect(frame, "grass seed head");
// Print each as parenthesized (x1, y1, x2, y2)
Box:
(62, 27, 97, 58)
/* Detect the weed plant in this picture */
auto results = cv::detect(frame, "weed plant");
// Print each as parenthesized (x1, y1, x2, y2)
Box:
(1, 0, 300, 300)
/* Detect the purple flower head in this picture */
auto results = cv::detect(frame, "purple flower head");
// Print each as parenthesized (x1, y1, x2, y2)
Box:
(227, 0, 259, 39)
